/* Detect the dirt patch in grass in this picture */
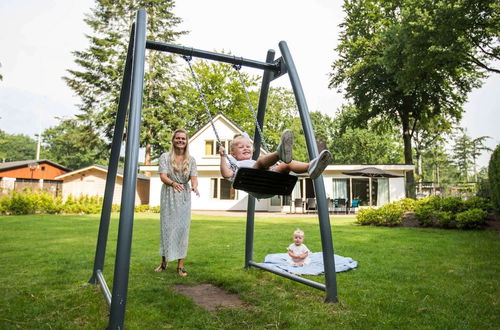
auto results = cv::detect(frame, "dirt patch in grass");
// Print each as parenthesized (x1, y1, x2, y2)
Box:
(399, 212, 500, 236)
(172, 284, 246, 312)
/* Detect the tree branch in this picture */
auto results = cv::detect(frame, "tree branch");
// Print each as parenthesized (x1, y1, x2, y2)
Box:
(468, 54, 500, 73)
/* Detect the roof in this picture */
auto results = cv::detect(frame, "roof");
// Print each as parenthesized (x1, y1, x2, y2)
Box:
(0, 159, 71, 172)
(189, 112, 268, 154)
(54, 164, 150, 181)
(190, 113, 245, 142)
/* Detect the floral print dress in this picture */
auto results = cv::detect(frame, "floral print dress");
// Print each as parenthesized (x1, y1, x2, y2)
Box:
(158, 152, 197, 261)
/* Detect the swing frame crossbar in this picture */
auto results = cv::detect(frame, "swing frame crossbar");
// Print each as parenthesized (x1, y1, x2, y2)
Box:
(90, 9, 338, 329)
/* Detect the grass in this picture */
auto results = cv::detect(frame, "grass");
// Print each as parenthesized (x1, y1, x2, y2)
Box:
(0, 213, 498, 329)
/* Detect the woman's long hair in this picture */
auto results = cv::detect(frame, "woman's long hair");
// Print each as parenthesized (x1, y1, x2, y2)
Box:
(169, 129, 191, 177)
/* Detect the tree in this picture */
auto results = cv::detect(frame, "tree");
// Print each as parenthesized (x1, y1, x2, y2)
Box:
(470, 135, 493, 182)
(488, 144, 500, 213)
(41, 117, 108, 170)
(328, 105, 404, 165)
(174, 59, 298, 160)
(329, 0, 499, 198)
(413, 115, 454, 192)
(452, 128, 491, 183)
(0, 130, 37, 162)
(452, 129, 473, 182)
(64, 0, 185, 165)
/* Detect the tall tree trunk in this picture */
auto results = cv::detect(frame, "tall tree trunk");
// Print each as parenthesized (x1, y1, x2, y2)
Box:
(143, 142, 152, 177)
(400, 108, 416, 199)
(416, 149, 422, 194)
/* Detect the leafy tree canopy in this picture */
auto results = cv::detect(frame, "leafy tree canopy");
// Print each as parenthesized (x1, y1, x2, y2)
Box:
(41, 117, 108, 170)
(0, 130, 37, 162)
(330, 0, 499, 197)
(64, 0, 185, 165)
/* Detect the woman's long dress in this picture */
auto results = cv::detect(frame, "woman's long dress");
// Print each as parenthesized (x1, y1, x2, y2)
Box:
(158, 152, 197, 261)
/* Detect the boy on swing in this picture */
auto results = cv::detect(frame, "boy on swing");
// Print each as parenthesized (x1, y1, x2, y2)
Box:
(219, 129, 332, 182)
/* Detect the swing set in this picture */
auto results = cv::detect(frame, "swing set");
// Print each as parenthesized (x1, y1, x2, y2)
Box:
(89, 9, 339, 329)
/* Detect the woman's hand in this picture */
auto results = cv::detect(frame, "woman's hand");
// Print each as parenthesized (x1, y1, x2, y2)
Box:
(219, 146, 226, 155)
(171, 182, 185, 192)
(191, 186, 200, 197)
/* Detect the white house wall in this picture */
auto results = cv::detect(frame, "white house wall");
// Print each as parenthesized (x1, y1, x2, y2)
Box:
(60, 169, 147, 206)
(148, 172, 271, 211)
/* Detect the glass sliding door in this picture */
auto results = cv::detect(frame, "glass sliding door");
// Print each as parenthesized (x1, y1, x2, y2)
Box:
(352, 178, 369, 206)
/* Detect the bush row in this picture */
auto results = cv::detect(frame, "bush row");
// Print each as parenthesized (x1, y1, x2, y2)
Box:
(0, 190, 160, 215)
(413, 196, 490, 229)
(356, 196, 491, 230)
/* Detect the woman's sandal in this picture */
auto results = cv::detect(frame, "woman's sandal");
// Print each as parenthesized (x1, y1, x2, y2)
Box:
(154, 262, 167, 272)
(177, 267, 188, 277)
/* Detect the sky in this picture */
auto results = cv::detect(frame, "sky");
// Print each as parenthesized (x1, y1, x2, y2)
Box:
(0, 0, 498, 167)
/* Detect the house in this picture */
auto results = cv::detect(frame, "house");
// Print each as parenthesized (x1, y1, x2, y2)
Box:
(0, 159, 70, 196)
(140, 114, 414, 212)
(55, 164, 150, 205)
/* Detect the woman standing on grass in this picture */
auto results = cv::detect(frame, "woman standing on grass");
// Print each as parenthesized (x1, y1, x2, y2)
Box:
(155, 129, 199, 277)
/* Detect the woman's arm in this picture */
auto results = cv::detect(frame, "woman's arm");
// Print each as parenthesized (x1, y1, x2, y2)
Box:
(160, 173, 184, 192)
(219, 146, 234, 179)
(190, 176, 200, 196)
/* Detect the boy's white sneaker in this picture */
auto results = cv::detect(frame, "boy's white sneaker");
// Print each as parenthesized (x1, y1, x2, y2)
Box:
(308, 150, 332, 179)
(276, 129, 293, 163)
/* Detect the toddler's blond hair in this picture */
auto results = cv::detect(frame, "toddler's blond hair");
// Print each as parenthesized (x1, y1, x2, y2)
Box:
(293, 228, 304, 237)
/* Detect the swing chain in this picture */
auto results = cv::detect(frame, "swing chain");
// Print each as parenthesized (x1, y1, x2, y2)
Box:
(182, 56, 239, 173)
(232, 65, 270, 154)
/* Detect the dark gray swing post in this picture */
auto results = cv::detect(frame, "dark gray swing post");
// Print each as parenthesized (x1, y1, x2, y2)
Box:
(89, 8, 338, 329)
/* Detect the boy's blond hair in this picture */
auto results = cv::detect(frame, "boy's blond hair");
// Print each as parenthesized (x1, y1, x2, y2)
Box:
(230, 133, 253, 154)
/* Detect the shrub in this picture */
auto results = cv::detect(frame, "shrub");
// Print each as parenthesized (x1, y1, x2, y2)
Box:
(355, 208, 378, 225)
(377, 203, 405, 226)
(439, 197, 465, 213)
(476, 178, 490, 199)
(488, 144, 500, 213)
(0, 195, 10, 214)
(37, 192, 63, 214)
(395, 198, 417, 212)
(434, 210, 454, 228)
(61, 194, 102, 214)
(414, 204, 435, 227)
(355, 203, 404, 226)
(149, 206, 160, 213)
(455, 208, 488, 229)
(135, 204, 150, 213)
(464, 196, 492, 212)
(7, 190, 38, 215)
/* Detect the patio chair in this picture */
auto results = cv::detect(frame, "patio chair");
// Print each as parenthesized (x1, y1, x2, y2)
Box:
(293, 198, 305, 213)
(306, 198, 317, 213)
(338, 198, 347, 214)
(350, 199, 359, 214)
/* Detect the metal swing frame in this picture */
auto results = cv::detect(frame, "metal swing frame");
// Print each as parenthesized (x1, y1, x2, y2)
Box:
(89, 9, 338, 329)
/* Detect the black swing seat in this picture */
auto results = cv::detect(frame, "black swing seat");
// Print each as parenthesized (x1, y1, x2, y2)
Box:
(232, 167, 298, 196)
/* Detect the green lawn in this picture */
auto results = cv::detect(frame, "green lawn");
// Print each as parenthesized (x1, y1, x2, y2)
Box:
(0, 213, 498, 329)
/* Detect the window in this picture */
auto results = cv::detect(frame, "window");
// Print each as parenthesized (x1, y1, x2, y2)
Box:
(211, 178, 218, 198)
(204, 139, 231, 156)
(220, 179, 236, 200)
(211, 177, 236, 200)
